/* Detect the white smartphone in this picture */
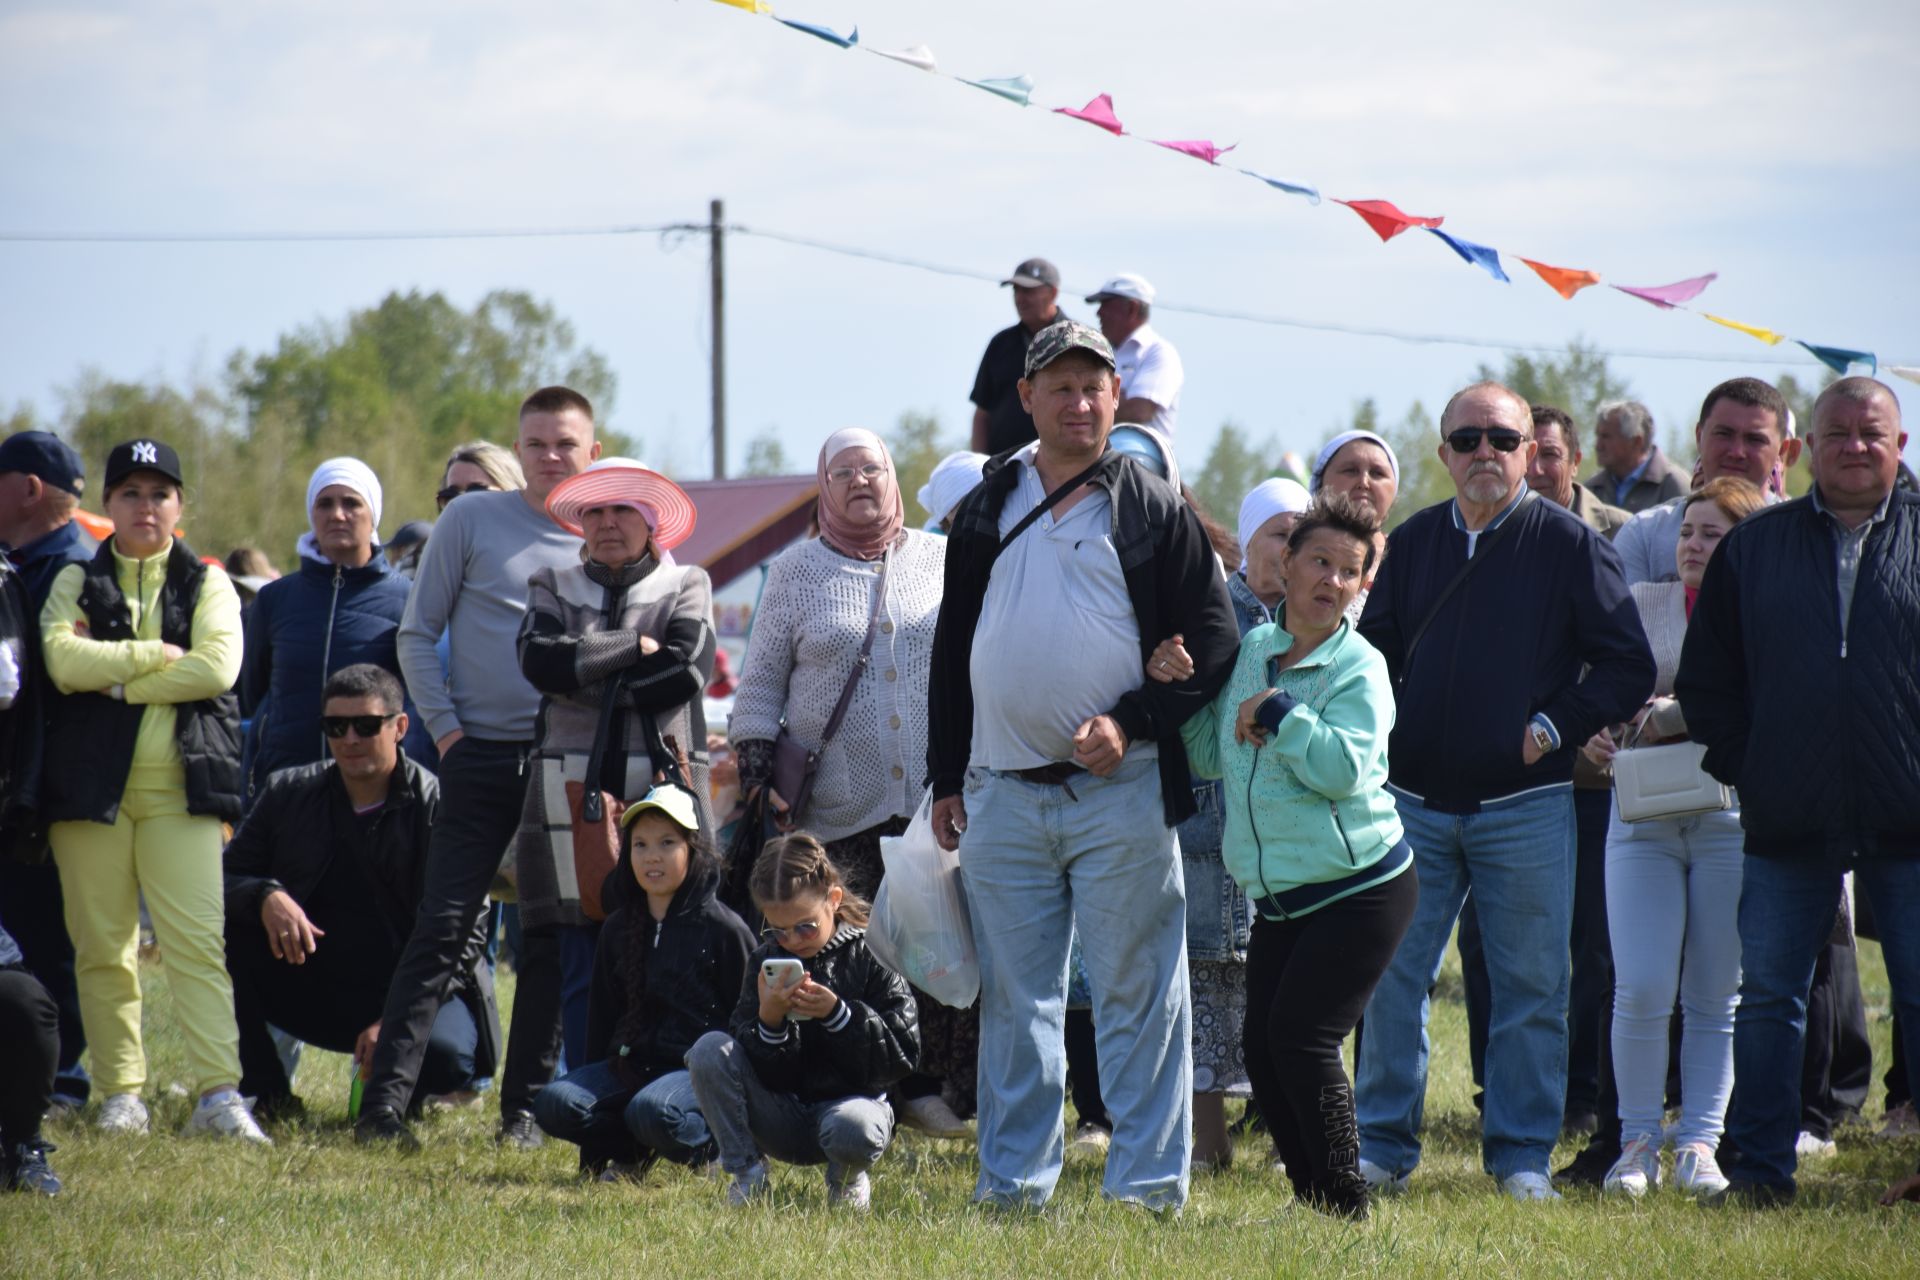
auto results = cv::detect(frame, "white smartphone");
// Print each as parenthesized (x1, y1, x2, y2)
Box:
(761, 957, 812, 1019)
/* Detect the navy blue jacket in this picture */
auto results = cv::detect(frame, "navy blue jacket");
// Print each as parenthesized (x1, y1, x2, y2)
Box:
(240, 545, 433, 798)
(8, 521, 98, 607)
(1676, 490, 1920, 859)
(1358, 492, 1654, 812)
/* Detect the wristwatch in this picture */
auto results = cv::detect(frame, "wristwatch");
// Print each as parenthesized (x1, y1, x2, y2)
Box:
(1530, 721, 1554, 754)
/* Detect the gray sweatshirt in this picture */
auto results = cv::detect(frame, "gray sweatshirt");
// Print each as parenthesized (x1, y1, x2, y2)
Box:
(398, 489, 583, 743)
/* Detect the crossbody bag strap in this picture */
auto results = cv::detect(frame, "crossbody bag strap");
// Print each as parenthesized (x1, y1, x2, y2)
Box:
(815, 550, 893, 756)
(998, 457, 1107, 550)
(1399, 490, 1536, 679)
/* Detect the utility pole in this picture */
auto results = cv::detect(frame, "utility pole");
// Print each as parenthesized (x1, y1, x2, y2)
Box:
(709, 198, 727, 479)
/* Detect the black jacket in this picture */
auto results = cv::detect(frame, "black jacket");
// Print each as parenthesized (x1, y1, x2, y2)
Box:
(41, 538, 244, 825)
(1, 522, 94, 860)
(585, 867, 753, 1083)
(730, 924, 919, 1104)
(1677, 490, 1920, 859)
(1358, 493, 1654, 811)
(927, 447, 1238, 825)
(221, 754, 500, 1074)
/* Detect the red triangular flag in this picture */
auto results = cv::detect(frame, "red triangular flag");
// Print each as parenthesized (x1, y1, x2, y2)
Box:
(1518, 258, 1602, 300)
(1054, 93, 1125, 135)
(1336, 198, 1444, 242)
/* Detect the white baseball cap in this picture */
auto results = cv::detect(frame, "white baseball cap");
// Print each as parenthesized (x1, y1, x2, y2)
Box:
(1085, 273, 1157, 305)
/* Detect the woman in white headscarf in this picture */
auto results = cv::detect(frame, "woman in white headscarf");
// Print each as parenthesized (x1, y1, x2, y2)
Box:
(728, 428, 973, 1136)
(240, 457, 435, 799)
(1310, 431, 1400, 620)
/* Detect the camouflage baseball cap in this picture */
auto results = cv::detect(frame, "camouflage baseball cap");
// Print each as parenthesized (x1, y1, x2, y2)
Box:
(1023, 319, 1116, 379)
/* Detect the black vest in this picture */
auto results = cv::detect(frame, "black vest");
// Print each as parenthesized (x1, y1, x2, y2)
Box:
(41, 538, 243, 825)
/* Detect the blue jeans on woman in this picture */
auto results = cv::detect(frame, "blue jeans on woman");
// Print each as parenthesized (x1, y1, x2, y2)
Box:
(1356, 788, 1574, 1183)
(533, 1060, 712, 1171)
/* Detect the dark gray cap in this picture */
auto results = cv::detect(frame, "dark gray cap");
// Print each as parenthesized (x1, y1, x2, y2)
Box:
(1001, 258, 1061, 289)
(1023, 320, 1115, 378)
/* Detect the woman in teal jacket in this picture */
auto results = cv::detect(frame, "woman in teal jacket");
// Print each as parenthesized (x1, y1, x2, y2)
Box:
(1175, 495, 1415, 1219)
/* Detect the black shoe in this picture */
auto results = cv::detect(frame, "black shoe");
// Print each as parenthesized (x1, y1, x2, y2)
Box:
(497, 1109, 544, 1150)
(6, 1141, 61, 1196)
(1561, 1110, 1599, 1140)
(1553, 1137, 1619, 1188)
(1299, 1177, 1371, 1221)
(354, 1106, 421, 1152)
(1229, 1102, 1268, 1137)
(1703, 1180, 1796, 1210)
(252, 1093, 308, 1126)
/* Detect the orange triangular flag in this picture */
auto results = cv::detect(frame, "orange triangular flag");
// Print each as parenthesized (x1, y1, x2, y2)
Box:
(1519, 258, 1601, 300)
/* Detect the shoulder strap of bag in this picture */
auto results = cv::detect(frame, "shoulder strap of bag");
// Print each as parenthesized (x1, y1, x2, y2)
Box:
(814, 550, 893, 757)
(999, 457, 1108, 550)
(1400, 490, 1536, 678)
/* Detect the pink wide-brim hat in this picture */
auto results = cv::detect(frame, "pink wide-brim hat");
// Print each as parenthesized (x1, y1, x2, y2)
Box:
(545, 458, 697, 551)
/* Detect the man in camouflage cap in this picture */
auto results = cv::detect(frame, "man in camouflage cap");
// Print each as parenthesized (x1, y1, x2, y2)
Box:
(927, 316, 1238, 1213)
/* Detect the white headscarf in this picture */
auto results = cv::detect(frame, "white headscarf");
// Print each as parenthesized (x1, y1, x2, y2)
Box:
(306, 457, 384, 539)
(1311, 430, 1399, 494)
(917, 451, 988, 522)
(1236, 477, 1312, 574)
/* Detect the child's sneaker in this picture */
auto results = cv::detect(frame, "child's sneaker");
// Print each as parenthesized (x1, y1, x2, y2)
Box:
(1603, 1135, 1661, 1198)
(726, 1161, 770, 1207)
(1672, 1142, 1730, 1197)
(96, 1093, 149, 1135)
(184, 1090, 272, 1145)
(827, 1164, 872, 1211)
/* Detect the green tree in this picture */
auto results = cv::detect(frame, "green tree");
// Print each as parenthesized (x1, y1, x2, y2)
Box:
(741, 429, 790, 477)
(888, 410, 958, 525)
(1189, 421, 1267, 528)
(1476, 338, 1633, 432)
(2, 402, 40, 435)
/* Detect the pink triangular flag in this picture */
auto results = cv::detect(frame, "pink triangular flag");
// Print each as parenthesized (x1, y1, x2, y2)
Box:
(1611, 273, 1718, 310)
(1335, 198, 1444, 242)
(1151, 138, 1235, 164)
(1054, 93, 1124, 135)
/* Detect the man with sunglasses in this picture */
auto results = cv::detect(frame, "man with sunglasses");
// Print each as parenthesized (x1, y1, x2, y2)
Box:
(1353, 381, 1654, 1202)
(359, 385, 600, 1149)
(223, 665, 497, 1124)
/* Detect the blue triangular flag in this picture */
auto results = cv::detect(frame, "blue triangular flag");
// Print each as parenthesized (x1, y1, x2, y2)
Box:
(964, 74, 1034, 106)
(777, 19, 858, 48)
(1427, 228, 1510, 282)
(1798, 342, 1876, 375)
(1238, 168, 1320, 204)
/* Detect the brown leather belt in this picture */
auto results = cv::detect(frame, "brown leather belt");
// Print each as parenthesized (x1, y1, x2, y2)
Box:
(1011, 762, 1085, 797)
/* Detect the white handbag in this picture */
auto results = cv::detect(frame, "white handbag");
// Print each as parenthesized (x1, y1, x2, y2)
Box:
(1612, 720, 1731, 824)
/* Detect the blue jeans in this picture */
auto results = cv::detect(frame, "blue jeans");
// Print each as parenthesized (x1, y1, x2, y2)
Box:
(958, 753, 1191, 1210)
(1727, 854, 1920, 1191)
(1356, 788, 1574, 1181)
(533, 1060, 711, 1168)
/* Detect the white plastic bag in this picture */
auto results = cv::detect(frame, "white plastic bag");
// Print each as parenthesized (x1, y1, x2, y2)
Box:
(869, 791, 979, 1008)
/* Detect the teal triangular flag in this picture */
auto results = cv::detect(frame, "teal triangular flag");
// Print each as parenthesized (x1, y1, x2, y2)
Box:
(778, 19, 857, 48)
(965, 74, 1034, 106)
(1238, 168, 1320, 204)
(1798, 342, 1876, 375)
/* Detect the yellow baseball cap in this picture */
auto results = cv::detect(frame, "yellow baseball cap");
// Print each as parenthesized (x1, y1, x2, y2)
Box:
(619, 783, 700, 831)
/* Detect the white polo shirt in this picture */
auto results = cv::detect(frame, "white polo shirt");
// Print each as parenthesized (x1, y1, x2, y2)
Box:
(1114, 323, 1184, 436)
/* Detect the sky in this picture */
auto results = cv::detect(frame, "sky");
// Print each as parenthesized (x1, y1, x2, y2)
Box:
(2, 0, 1916, 492)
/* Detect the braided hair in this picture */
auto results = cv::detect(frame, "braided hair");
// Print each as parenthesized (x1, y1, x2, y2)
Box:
(748, 832, 870, 927)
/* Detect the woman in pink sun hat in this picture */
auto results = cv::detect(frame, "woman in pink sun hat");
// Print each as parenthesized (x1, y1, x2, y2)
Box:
(545, 458, 697, 553)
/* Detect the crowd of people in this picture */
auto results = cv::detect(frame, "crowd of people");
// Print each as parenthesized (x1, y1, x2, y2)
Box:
(1, 274, 1917, 1220)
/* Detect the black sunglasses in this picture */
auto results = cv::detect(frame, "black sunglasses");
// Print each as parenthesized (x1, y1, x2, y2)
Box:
(322, 713, 400, 739)
(1446, 426, 1529, 454)
(435, 482, 493, 508)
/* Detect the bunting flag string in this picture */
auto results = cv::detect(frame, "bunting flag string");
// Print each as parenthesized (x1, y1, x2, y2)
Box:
(703, 0, 1904, 376)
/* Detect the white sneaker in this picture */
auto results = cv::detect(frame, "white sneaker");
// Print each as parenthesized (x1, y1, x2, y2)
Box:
(1793, 1130, 1837, 1160)
(1066, 1123, 1111, 1161)
(1672, 1142, 1729, 1197)
(1503, 1171, 1563, 1202)
(896, 1094, 972, 1139)
(1603, 1135, 1662, 1199)
(826, 1166, 872, 1211)
(184, 1091, 272, 1145)
(96, 1093, 150, 1135)
(1357, 1157, 1409, 1196)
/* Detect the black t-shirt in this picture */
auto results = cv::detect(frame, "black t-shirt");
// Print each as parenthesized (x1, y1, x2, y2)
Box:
(303, 803, 410, 967)
(970, 312, 1068, 455)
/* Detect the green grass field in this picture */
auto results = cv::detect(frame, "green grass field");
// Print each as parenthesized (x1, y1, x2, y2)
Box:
(9, 939, 1918, 1279)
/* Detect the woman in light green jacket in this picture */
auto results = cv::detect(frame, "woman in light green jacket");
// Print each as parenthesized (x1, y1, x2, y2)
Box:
(1167, 495, 1415, 1219)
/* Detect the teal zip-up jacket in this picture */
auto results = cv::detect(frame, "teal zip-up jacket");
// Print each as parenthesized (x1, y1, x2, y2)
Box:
(1181, 614, 1406, 919)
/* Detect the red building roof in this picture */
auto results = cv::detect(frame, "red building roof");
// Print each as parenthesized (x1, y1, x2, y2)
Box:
(676, 474, 819, 589)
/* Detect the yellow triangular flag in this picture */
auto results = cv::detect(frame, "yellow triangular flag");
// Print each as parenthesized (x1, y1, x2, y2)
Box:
(711, 0, 773, 13)
(1703, 313, 1784, 346)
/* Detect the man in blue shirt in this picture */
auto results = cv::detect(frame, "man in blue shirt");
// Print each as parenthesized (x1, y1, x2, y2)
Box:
(1585, 401, 1686, 513)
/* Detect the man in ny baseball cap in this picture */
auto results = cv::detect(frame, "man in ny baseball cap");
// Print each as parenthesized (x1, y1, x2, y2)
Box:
(103, 438, 187, 490)
(970, 258, 1070, 455)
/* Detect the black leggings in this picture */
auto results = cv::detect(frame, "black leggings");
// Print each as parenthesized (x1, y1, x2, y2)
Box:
(0, 967, 58, 1148)
(1243, 862, 1417, 1208)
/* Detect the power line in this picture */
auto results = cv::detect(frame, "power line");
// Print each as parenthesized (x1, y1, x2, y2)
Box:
(1, 218, 1879, 367)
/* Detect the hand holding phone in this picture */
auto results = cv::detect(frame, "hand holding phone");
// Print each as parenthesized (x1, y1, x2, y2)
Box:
(759, 957, 812, 1025)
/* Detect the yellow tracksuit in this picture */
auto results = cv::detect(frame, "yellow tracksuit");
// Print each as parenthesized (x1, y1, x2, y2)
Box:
(41, 544, 244, 1096)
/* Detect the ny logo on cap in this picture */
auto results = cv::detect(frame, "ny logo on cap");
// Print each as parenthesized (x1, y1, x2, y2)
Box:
(132, 441, 159, 464)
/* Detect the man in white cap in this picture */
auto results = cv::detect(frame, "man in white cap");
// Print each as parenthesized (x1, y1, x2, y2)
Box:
(971, 259, 1068, 455)
(1086, 273, 1184, 436)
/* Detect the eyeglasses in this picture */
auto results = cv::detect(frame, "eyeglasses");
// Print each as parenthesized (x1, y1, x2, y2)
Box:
(826, 463, 886, 485)
(322, 713, 400, 739)
(436, 482, 494, 508)
(1446, 426, 1529, 454)
(760, 919, 824, 944)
